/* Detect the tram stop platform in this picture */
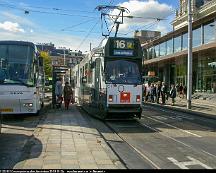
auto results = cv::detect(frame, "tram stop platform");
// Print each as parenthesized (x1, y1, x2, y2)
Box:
(145, 95, 216, 120)
(14, 104, 125, 169)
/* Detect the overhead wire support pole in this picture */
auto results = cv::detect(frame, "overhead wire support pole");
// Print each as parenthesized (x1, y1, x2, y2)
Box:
(187, 0, 193, 109)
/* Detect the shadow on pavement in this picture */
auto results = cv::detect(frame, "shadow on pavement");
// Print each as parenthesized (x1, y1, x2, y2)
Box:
(0, 133, 42, 169)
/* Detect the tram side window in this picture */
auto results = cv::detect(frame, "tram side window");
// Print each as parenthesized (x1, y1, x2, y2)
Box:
(88, 61, 93, 84)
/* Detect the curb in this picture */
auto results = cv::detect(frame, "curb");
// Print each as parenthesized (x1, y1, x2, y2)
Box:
(144, 102, 216, 120)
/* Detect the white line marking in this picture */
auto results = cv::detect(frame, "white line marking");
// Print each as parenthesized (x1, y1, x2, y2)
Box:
(145, 105, 195, 120)
(167, 156, 213, 169)
(140, 121, 216, 159)
(146, 116, 202, 138)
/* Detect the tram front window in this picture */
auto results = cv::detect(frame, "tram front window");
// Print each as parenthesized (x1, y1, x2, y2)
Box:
(0, 44, 34, 86)
(105, 60, 141, 84)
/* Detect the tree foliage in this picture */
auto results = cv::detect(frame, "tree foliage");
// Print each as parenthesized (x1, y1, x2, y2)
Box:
(40, 51, 52, 77)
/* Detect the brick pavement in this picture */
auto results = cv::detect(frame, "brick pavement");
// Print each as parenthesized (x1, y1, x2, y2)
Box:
(14, 105, 125, 169)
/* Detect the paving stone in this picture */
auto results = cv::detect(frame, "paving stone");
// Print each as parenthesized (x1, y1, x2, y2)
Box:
(61, 159, 79, 165)
(97, 164, 117, 169)
(61, 164, 80, 169)
(61, 151, 77, 156)
(95, 159, 114, 165)
(42, 164, 61, 169)
(79, 163, 98, 169)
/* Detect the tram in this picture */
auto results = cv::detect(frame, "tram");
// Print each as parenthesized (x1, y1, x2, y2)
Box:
(73, 37, 143, 119)
(0, 41, 45, 115)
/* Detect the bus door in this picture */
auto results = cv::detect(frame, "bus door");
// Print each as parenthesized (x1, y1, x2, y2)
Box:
(94, 58, 101, 105)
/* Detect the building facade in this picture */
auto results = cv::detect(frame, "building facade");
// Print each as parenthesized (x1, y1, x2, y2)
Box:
(142, 0, 216, 93)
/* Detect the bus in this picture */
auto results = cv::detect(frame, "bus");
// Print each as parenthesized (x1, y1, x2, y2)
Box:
(73, 37, 143, 119)
(0, 41, 45, 115)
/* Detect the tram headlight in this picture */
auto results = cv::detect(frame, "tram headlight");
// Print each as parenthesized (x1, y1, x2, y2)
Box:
(23, 103, 33, 107)
(136, 95, 140, 102)
(108, 95, 113, 102)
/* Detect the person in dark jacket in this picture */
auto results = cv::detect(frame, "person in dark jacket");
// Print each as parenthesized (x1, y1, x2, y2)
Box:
(63, 82, 73, 110)
(156, 81, 161, 104)
(161, 82, 167, 104)
(170, 84, 177, 106)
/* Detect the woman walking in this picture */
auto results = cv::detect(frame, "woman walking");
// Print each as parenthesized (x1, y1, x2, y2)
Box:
(63, 82, 73, 110)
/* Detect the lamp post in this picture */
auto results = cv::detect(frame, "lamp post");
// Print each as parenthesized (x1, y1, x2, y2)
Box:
(187, 0, 193, 109)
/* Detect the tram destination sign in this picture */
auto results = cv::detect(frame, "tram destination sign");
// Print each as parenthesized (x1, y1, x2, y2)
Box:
(105, 37, 142, 58)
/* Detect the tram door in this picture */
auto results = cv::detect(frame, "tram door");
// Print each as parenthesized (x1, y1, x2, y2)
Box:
(94, 58, 101, 105)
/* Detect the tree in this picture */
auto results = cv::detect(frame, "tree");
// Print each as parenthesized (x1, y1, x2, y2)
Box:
(40, 51, 52, 77)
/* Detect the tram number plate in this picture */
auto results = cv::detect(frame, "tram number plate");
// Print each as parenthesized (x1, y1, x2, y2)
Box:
(0, 108, 13, 112)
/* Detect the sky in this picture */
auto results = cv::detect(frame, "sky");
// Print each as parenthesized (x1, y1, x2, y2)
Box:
(0, 0, 179, 52)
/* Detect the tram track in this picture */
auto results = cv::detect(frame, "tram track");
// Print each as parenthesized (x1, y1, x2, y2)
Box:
(78, 106, 158, 169)
(78, 105, 216, 169)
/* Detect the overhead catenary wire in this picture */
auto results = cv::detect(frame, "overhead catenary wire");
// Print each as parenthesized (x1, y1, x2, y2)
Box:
(0, 2, 98, 19)
(118, 21, 159, 36)
(76, 20, 100, 50)
(61, 19, 96, 31)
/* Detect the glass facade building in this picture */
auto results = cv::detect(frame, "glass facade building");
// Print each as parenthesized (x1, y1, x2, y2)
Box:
(143, 19, 216, 93)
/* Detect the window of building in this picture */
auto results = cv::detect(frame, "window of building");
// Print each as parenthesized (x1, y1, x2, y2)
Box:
(143, 48, 148, 60)
(148, 47, 154, 59)
(154, 45, 159, 58)
(182, 32, 188, 50)
(195, 51, 216, 93)
(167, 38, 173, 55)
(160, 42, 167, 56)
(203, 20, 216, 44)
(174, 35, 181, 53)
(193, 26, 202, 47)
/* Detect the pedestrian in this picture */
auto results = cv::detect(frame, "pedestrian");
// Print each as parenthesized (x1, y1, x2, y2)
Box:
(179, 83, 183, 98)
(63, 82, 73, 110)
(150, 83, 156, 102)
(170, 84, 177, 106)
(145, 82, 151, 102)
(161, 82, 167, 104)
(55, 77, 63, 108)
(156, 81, 161, 104)
(183, 85, 187, 98)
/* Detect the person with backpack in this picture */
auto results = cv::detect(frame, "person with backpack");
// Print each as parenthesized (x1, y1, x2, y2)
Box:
(63, 81, 73, 110)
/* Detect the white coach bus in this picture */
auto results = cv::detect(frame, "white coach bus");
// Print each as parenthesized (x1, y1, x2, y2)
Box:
(0, 41, 45, 115)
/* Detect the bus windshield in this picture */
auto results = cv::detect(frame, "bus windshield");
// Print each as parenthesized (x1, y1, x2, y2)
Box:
(0, 44, 34, 86)
(105, 60, 141, 84)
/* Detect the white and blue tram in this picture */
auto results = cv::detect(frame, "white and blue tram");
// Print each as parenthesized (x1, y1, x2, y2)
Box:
(0, 41, 45, 115)
(73, 37, 143, 119)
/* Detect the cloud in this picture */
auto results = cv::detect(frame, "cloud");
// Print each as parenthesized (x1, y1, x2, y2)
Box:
(110, 0, 174, 35)
(0, 28, 101, 52)
(0, 21, 25, 33)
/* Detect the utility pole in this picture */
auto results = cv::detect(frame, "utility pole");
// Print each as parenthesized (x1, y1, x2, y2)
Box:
(63, 48, 66, 66)
(187, 0, 193, 109)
